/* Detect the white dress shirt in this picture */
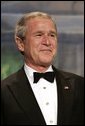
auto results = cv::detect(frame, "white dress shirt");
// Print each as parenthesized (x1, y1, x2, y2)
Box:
(24, 64, 58, 125)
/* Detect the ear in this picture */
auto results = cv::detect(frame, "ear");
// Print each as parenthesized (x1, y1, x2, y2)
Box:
(15, 36, 24, 52)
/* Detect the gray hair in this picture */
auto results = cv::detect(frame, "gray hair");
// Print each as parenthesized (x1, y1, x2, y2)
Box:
(15, 11, 57, 40)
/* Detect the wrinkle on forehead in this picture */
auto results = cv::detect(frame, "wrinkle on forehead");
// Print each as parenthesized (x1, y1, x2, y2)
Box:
(26, 17, 57, 34)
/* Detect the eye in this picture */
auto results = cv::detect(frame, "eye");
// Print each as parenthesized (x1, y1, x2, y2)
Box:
(50, 34, 56, 38)
(36, 34, 42, 36)
(50, 34, 55, 37)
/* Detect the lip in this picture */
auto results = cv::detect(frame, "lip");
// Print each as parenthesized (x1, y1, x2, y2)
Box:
(40, 49, 52, 52)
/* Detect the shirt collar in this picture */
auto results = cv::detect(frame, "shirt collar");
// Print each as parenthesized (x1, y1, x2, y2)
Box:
(24, 63, 53, 80)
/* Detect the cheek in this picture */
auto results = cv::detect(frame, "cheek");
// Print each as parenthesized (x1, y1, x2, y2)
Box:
(25, 42, 39, 57)
(52, 42, 57, 51)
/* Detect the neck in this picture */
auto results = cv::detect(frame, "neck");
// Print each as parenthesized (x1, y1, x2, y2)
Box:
(25, 62, 51, 72)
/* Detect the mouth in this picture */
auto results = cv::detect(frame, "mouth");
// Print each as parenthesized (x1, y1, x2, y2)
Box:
(40, 49, 52, 56)
(40, 49, 52, 52)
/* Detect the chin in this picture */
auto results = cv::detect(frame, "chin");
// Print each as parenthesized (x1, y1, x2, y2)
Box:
(39, 55, 54, 66)
(40, 60, 52, 67)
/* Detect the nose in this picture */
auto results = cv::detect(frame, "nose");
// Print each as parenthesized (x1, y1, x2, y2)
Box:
(42, 35, 51, 46)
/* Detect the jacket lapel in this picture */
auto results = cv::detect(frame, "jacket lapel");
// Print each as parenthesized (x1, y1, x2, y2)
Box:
(8, 67, 46, 125)
(53, 66, 74, 125)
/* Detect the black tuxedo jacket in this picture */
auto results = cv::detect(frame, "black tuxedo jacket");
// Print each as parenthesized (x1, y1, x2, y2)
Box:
(1, 66, 84, 125)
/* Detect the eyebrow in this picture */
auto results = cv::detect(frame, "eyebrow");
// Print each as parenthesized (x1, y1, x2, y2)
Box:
(49, 31, 57, 35)
(33, 30, 57, 35)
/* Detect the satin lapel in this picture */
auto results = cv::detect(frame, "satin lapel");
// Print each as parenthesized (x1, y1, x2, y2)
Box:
(8, 67, 46, 125)
(53, 66, 74, 125)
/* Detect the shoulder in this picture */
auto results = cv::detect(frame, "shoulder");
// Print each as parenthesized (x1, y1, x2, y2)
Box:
(58, 69, 84, 80)
(53, 65, 83, 78)
(52, 65, 84, 85)
(1, 67, 25, 88)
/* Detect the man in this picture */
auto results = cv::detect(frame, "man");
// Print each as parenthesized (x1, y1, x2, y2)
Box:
(1, 12, 84, 125)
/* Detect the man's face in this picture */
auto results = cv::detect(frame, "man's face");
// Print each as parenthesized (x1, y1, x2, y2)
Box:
(22, 17, 57, 68)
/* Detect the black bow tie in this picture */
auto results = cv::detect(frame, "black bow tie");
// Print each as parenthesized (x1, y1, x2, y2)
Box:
(33, 72, 55, 83)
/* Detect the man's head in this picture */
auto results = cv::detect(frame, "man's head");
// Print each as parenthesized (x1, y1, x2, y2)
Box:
(15, 11, 58, 71)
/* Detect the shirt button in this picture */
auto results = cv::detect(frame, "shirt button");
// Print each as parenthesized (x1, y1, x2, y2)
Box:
(43, 87, 46, 89)
(50, 120, 53, 123)
(46, 102, 49, 105)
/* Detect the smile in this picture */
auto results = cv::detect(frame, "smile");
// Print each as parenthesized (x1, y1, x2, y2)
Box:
(40, 49, 52, 52)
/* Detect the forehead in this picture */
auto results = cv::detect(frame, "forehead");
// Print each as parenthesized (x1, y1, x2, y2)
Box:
(26, 17, 56, 31)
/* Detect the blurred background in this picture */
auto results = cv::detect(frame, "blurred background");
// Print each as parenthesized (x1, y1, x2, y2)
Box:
(1, 1, 84, 80)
